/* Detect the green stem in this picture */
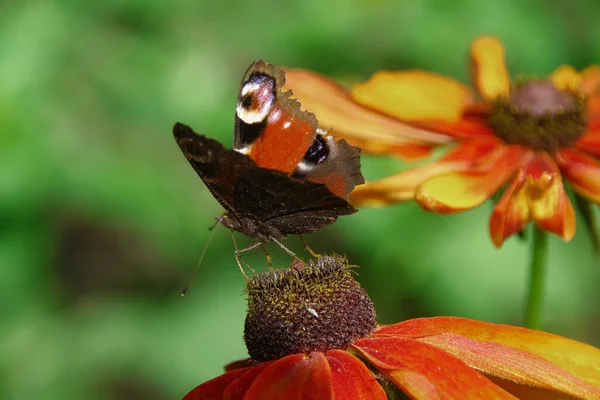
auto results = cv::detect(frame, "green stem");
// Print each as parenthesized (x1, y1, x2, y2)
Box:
(524, 226, 549, 329)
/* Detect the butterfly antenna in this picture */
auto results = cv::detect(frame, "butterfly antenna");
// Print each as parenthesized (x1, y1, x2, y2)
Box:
(180, 219, 221, 297)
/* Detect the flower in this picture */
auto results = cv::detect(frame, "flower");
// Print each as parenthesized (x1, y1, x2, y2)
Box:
(183, 256, 600, 399)
(283, 36, 600, 247)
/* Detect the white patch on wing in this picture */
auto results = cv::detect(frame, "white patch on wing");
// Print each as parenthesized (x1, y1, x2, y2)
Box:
(316, 127, 329, 136)
(294, 160, 315, 174)
(235, 146, 251, 155)
(236, 81, 274, 124)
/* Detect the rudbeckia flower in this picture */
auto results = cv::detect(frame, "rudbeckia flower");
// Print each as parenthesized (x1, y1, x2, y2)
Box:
(283, 36, 600, 248)
(183, 256, 600, 399)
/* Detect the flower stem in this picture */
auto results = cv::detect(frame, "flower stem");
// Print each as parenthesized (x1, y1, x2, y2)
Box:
(525, 226, 549, 329)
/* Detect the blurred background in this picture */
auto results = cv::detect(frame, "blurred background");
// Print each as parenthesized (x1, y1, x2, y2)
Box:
(2, 0, 600, 398)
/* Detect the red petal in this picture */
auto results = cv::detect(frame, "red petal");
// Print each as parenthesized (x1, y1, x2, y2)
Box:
(588, 95, 600, 120)
(576, 122, 600, 158)
(183, 368, 252, 400)
(352, 337, 515, 400)
(557, 148, 600, 203)
(223, 363, 270, 400)
(415, 145, 528, 213)
(326, 350, 387, 400)
(411, 115, 496, 141)
(350, 139, 499, 207)
(489, 152, 575, 247)
(225, 359, 255, 372)
(418, 332, 600, 400)
(243, 353, 334, 400)
(375, 317, 600, 396)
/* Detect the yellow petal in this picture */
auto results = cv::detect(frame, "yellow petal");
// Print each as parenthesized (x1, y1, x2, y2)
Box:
(350, 140, 499, 207)
(415, 146, 528, 213)
(351, 70, 471, 123)
(283, 68, 452, 160)
(549, 65, 582, 92)
(471, 36, 511, 100)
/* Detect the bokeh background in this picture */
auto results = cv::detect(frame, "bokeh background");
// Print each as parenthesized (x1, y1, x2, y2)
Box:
(2, 0, 600, 398)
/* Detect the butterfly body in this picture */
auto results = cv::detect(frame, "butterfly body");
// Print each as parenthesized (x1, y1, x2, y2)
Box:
(173, 60, 363, 243)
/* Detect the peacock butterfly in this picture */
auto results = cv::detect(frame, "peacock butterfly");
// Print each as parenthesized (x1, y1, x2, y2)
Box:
(173, 60, 364, 247)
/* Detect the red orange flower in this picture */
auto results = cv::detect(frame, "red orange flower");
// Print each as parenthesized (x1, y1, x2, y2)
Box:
(284, 36, 600, 247)
(184, 316, 600, 400)
(183, 256, 600, 399)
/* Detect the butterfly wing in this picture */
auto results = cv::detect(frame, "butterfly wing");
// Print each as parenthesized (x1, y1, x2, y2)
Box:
(234, 167, 356, 235)
(173, 122, 256, 215)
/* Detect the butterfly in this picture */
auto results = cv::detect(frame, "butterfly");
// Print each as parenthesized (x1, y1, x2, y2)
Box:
(173, 60, 364, 256)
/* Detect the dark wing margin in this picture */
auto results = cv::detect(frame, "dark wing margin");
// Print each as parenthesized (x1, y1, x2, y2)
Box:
(234, 167, 356, 234)
(173, 122, 257, 215)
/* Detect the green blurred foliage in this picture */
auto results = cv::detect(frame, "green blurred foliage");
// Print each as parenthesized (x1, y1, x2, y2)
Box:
(1, 0, 599, 398)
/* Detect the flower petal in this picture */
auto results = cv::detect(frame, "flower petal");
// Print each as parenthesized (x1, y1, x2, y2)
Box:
(588, 96, 600, 120)
(351, 70, 472, 123)
(326, 350, 387, 399)
(419, 332, 600, 400)
(415, 145, 528, 213)
(470, 36, 510, 100)
(243, 353, 334, 400)
(410, 114, 496, 141)
(576, 122, 600, 157)
(375, 317, 600, 392)
(557, 148, 600, 203)
(352, 337, 515, 400)
(183, 368, 252, 400)
(350, 140, 499, 207)
(580, 65, 600, 96)
(222, 363, 270, 400)
(549, 65, 582, 92)
(489, 152, 575, 247)
(283, 68, 449, 160)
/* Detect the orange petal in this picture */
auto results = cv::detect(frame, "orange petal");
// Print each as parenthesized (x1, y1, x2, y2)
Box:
(419, 333, 600, 400)
(351, 70, 472, 123)
(471, 36, 511, 100)
(183, 367, 252, 400)
(580, 65, 600, 96)
(283, 68, 451, 161)
(557, 148, 600, 203)
(576, 121, 600, 157)
(489, 152, 575, 247)
(352, 337, 516, 400)
(326, 350, 387, 399)
(350, 140, 499, 207)
(411, 114, 496, 141)
(549, 65, 582, 92)
(243, 353, 334, 400)
(587, 95, 600, 120)
(415, 145, 528, 213)
(375, 317, 600, 391)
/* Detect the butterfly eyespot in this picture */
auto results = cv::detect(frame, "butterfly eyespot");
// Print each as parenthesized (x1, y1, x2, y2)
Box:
(236, 74, 275, 124)
(241, 95, 253, 109)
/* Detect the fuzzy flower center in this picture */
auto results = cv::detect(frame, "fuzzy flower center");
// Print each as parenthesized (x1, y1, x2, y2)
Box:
(488, 79, 587, 152)
(243, 255, 377, 363)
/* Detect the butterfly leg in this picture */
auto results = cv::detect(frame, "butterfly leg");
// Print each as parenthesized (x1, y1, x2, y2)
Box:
(270, 237, 300, 260)
(261, 245, 273, 270)
(230, 231, 259, 278)
(300, 235, 321, 258)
